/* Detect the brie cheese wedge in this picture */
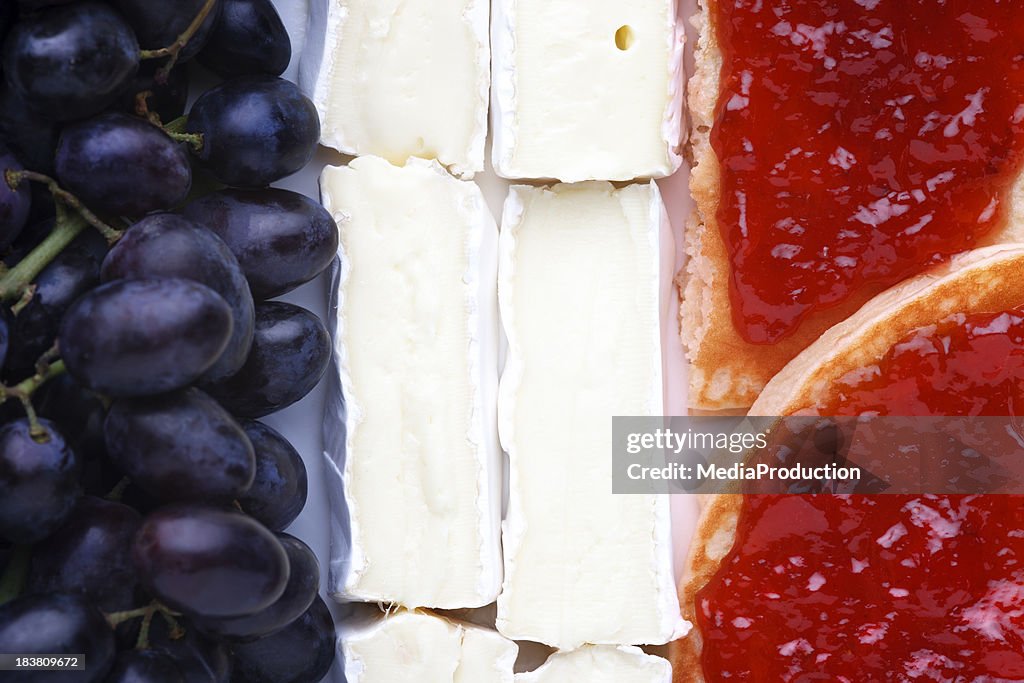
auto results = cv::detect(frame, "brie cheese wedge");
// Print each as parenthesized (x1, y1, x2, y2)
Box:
(320, 156, 502, 609)
(309, 0, 489, 177)
(496, 182, 689, 649)
(492, 0, 684, 182)
(342, 610, 517, 683)
(516, 646, 671, 683)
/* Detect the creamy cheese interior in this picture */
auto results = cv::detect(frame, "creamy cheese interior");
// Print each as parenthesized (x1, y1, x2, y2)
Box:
(492, 0, 682, 182)
(343, 610, 517, 683)
(313, 0, 489, 177)
(321, 156, 501, 609)
(516, 646, 671, 683)
(496, 182, 688, 648)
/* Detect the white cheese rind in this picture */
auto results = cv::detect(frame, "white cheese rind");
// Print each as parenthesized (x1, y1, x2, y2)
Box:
(321, 156, 501, 609)
(310, 0, 489, 177)
(492, 0, 685, 182)
(515, 646, 671, 683)
(342, 610, 517, 683)
(496, 182, 689, 649)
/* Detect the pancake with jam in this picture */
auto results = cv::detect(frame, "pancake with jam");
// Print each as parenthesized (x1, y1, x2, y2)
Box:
(673, 245, 1024, 681)
(681, 0, 1024, 409)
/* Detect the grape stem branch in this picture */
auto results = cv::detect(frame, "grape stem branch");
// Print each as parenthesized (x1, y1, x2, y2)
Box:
(138, 0, 219, 80)
(106, 601, 184, 648)
(0, 356, 67, 441)
(5, 170, 122, 244)
(0, 211, 86, 303)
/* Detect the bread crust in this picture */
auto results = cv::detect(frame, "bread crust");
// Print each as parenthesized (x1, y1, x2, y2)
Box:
(679, 0, 1024, 411)
(669, 244, 1024, 682)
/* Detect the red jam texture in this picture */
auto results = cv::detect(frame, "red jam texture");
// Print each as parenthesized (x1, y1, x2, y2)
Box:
(818, 306, 1024, 416)
(713, 2, 1024, 343)
(699, 308, 1024, 679)
(698, 495, 1024, 681)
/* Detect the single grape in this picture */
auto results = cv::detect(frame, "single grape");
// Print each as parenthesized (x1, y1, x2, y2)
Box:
(59, 278, 233, 397)
(206, 302, 330, 418)
(0, 146, 29, 248)
(0, 84, 60, 174)
(101, 213, 255, 382)
(133, 505, 289, 619)
(27, 496, 141, 612)
(196, 534, 318, 641)
(1, 2, 139, 121)
(184, 188, 338, 299)
(55, 112, 191, 217)
(150, 619, 232, 683)
(119, 62, 190, 124)
(115, 0, 223, 63)
(104, 388, 255, 502)
(0, 418, 80, 545)
(197, 0, 291, 78)
(186, 76, 319, 188)
(4, 238, 101, 381)
(237, 421, 307, 531)
(228, 595, 335, 683)
(34, 374, 108, 463)
(105, 650, 184, 683)
(0, 593, 116, 683)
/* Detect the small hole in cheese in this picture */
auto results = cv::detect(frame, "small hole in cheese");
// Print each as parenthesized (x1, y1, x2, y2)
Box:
(615, 25, 635, 51)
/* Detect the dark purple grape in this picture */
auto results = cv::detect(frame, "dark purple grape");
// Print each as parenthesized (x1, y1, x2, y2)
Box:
(1, 2, 139, 121)
(105, 650, 184, 683)
(115, 0, 223, 63)
(196, 534, 318, 641)
(184, 189, 338, 299)
(59, 278, 233, 397)
(229, 595, 335, 683)
(104, 388, 255, 502)
(206, 302, 330, 418)
(33, 374, 108, 462)
(4, 238, 100, 381)
(56, 112, 191, 217)
(0, 146, 30, 247)
(27, 496, 141, 612)
(0, 593, 115, 683)
(119, 62, 190, 124)
(0, 84, 59, 174)
(237, 421, 307, 531)
(150, 620, 231, 683)
(0, 418, 80, 544)
(197, 0, 290, 78)
(186, 77, 319, 188)
(133, 505, 289, 619)
(102, 214, 255, 382)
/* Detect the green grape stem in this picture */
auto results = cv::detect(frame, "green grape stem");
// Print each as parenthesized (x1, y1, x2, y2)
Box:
(106, 601, 183, 648)
(0, 545, 31, 606)
(0, 212, 87, 303)
(4, 170, 122, 244)
(138, 0, 219, 81)
(0, 358, 68, 441)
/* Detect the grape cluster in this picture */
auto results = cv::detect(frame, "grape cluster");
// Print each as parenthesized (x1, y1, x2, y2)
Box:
(0, 1, 338, 681)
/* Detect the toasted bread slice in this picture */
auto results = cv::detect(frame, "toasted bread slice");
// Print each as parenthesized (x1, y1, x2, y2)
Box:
(670, 244, 1024, 682)
(680, 1, 1024, 410)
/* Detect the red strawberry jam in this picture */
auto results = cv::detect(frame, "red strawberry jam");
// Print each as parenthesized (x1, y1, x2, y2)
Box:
(698, 307, 1024, 680)
(712, 2, 1024, 343)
